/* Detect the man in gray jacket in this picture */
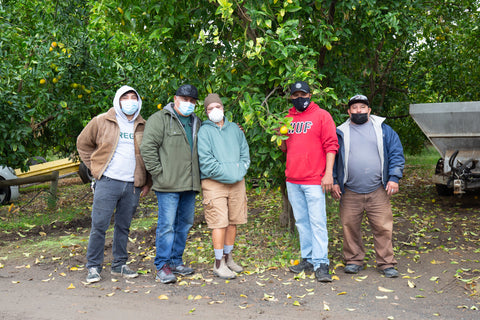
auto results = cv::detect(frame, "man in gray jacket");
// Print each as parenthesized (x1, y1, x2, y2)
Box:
(140, 84, 201, 284)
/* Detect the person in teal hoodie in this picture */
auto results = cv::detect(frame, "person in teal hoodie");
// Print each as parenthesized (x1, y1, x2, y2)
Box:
(197, 93, 250, 280)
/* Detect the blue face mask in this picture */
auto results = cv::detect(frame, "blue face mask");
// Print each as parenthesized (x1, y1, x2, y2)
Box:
(121, 99, 139, 115)
(178, 100, 195, 116)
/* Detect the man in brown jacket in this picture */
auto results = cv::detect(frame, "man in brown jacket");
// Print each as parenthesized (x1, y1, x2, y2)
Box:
(77, 85, 151, 283)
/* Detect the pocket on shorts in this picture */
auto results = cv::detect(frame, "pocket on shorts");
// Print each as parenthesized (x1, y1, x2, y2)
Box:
(202, 198, 214, 210)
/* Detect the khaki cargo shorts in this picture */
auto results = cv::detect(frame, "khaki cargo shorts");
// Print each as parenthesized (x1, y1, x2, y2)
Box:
(201, 178, 248, 229)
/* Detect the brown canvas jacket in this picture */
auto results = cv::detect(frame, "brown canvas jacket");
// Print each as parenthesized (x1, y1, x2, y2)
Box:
(77, 107, 150, 187)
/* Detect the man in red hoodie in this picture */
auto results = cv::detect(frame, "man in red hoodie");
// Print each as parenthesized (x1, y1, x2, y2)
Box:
(280, 81, 339, 282)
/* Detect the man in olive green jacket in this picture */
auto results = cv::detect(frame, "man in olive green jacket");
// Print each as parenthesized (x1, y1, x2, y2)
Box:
(140, 84, 201, 284)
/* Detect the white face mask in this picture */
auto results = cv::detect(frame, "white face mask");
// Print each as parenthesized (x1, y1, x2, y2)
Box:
(178, 101, 195, 116)
(121, 99, 139, 115)
(208, 107, 224, 123)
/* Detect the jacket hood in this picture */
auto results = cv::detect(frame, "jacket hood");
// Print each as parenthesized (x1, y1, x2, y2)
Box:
(113, 85, 142, 121)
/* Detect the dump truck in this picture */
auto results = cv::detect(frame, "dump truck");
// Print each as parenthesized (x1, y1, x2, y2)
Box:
(410, 101, 480, 195)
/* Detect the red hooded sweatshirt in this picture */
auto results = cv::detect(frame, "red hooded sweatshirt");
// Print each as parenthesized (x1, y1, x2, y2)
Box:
(284, 101, 339, 185)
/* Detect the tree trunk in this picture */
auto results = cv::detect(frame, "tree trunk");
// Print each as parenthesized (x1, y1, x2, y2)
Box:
(279, 181, 295, 233)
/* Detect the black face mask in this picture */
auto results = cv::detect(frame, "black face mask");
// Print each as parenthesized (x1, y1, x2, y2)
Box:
(292, 97, 310, 112)
(351, 113, 369, 124)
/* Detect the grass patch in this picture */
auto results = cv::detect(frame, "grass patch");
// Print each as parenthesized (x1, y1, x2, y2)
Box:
(405, 145, 440, 167)
(0, 207, 88, 232)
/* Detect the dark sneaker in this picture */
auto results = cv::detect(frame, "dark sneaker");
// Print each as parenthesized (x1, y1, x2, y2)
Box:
(289, 258, 314, 274)
(344, 264, 362, 274)
(155, 264, 177, 284)
(171, 264, 195, 276)
(86, 267, 101, 283)
(315, 264, 333, 282)
(111, 264, 139, 279)
(379, 267, 399, 278)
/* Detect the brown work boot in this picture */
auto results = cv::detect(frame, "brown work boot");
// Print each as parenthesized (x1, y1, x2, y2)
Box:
(225, 253, 243, 273)
(213, 256, 236, 279)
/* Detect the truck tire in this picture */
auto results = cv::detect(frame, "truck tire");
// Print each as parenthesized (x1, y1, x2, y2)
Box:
(78, 163, 93, 184)
(0, 166, 19, 204)
(0, 176, 11, 204)
(435, 158, 453, 196)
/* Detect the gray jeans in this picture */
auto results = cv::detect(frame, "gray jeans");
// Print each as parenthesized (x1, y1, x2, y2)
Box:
(86, 176, 140, 270)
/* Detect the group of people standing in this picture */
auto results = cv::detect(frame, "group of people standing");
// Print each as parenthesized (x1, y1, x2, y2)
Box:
(76, 81, 404, 285)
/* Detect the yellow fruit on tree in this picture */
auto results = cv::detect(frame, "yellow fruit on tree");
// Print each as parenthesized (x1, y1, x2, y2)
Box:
(157, 103, 162, 109)
(51, 41, 57, 48)
(280, 125, 288, 134)
(52, 78, 58, 84)
(40, 79, 46, 85)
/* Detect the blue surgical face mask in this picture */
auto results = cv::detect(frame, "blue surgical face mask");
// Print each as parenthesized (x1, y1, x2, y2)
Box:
(178, 100, 195, 116)
(121, 99, 139, 115)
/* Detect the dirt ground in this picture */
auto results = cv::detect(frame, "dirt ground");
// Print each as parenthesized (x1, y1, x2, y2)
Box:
(1, 173, 479, 320)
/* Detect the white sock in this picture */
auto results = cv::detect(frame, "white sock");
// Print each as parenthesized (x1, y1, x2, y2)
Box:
(223, 245, 234, 255)
(214, 249, 224, 261)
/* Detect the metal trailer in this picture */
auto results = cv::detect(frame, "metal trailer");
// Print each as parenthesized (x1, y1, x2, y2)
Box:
(409, 101, 480, 195)
(0, 159, 92, 204)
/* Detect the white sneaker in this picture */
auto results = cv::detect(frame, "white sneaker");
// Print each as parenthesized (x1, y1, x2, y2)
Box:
(213, 256, 236, 279)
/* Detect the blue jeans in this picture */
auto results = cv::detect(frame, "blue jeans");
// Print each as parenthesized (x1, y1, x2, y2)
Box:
(286, 182, 329, 269)
(86, 176, 140, 270)
(154, 191, 196, 270)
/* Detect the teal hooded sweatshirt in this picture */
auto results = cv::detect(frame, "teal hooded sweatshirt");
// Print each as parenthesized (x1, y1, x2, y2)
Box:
(197, 118, 250, 184)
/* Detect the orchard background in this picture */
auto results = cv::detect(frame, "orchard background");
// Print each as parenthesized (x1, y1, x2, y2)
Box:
(1, 0, 480, 224)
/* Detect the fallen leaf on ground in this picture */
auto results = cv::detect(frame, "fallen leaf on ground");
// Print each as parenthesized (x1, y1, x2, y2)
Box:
(376, 296, 388, 299)
(355, 275, 368, 281)
(262, 293, 277, 302)
(67, 283, 75, 289)
(323, 301, 330, 311)
(378, 286, 395, 293)
(158, 294, 169, 300)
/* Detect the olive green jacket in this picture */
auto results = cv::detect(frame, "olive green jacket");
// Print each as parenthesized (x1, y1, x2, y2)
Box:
(140, 103, 201, 192)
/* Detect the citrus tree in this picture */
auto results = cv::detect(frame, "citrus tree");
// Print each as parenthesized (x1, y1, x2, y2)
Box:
(2, 0, 480, 227)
